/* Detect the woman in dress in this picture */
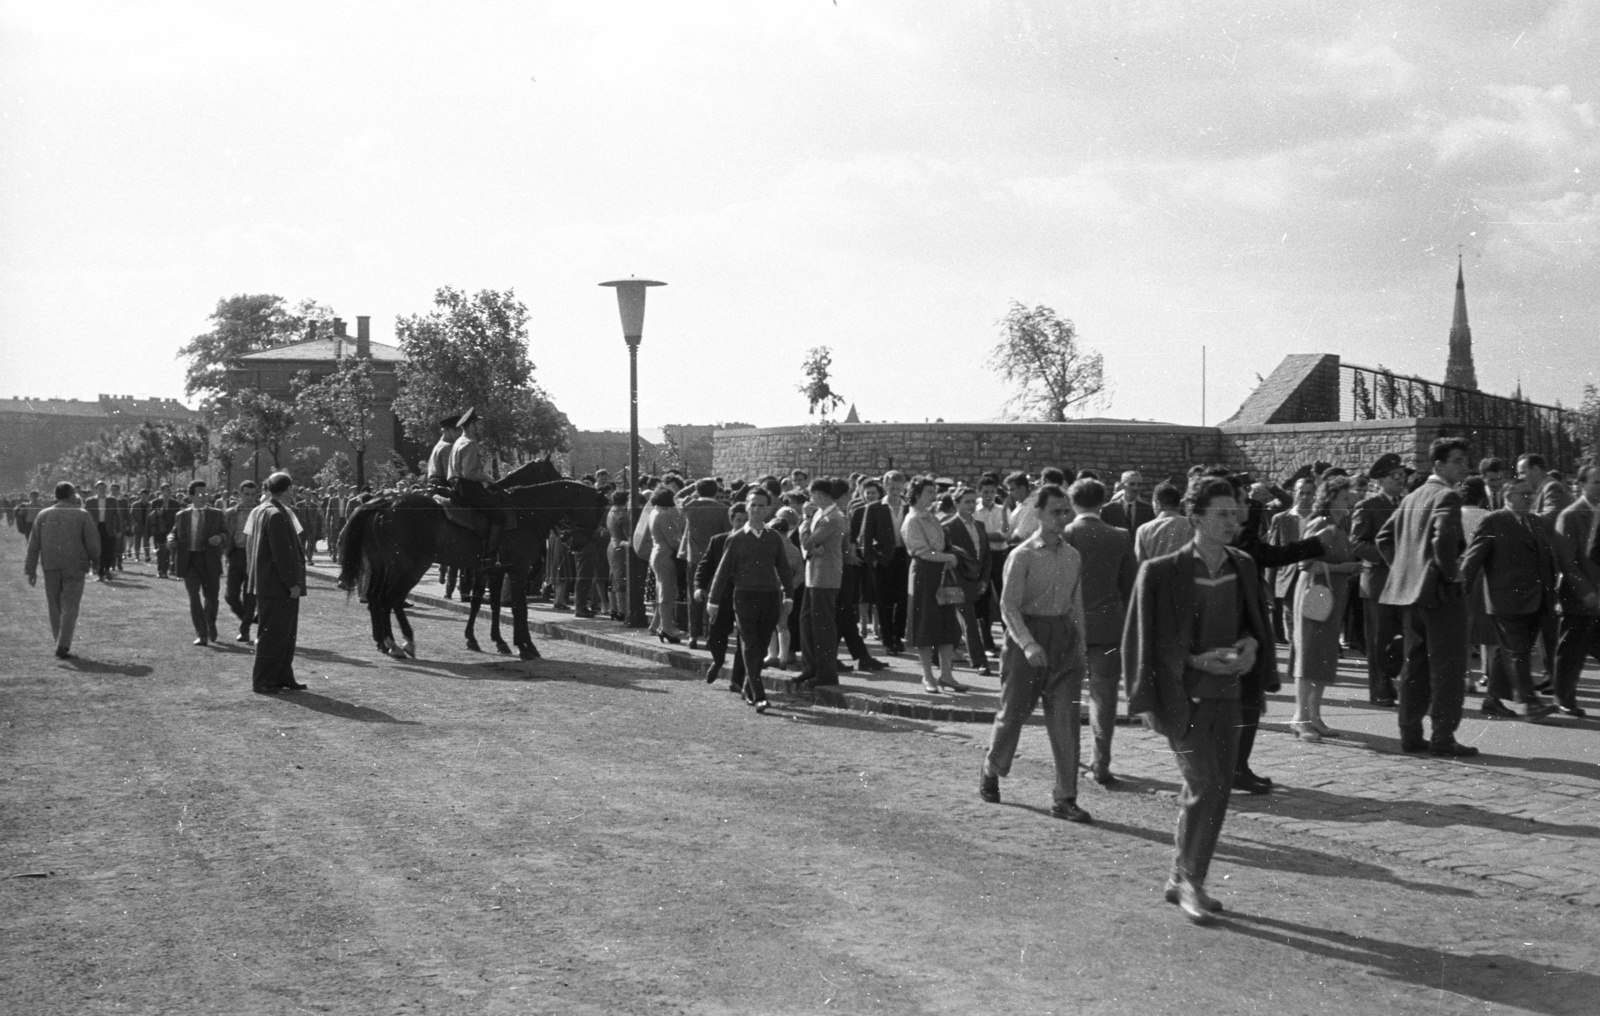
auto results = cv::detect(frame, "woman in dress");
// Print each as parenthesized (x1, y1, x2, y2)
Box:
(1288, 475, 1364, 740)
(647, 486, 685, 642)
(901, 475, 968, 694)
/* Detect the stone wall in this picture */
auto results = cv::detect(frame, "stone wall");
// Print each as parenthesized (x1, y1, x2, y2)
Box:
(1220, 419, 1436, 480)
(712, 422, 1224, 483)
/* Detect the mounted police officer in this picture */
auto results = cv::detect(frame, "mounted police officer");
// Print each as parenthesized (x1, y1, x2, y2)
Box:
(447, 408, 518, 568)
(426, 414, 461, 489)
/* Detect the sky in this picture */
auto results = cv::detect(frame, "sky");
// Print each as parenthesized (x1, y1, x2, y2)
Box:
(2, 0, 1596, 435)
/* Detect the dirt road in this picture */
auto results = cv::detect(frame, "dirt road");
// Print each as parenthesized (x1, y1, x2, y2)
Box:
(3, 539, 1598, 1014)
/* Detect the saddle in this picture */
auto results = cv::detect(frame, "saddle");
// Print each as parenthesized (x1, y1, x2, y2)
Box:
(432, 493, 491, 538)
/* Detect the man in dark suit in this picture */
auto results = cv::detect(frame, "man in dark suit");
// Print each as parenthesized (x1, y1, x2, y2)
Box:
(85, 480, 118, 581)
(247, 471, 308, 694)
(1350, 454, 1408, 705)
(1460, 475, 1563, 721)
(170, 480, 229, 645)
(1553, 464, 1600, 717)
(128, 488, 151, 562)
(860, 471, 910, 654)
(1063, 477, 1136, 784)
(943, 486, 994, 676)
(696, 501, 748, 692)
(1100, 469, 1155, 537)
(1376, 437, 1477, 757)
(147, 483, 183, 578)
(222, 480, 260, 643)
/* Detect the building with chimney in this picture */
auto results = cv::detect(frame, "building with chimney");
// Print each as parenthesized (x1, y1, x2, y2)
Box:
(1444, 256, 1479, 391)
(225, 315, 421, 483)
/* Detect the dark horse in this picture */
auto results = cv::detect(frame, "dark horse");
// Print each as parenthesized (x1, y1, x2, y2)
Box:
(338, 475, 608, 661)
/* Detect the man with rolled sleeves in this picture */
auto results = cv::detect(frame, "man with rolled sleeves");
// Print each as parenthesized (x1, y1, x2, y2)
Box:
(247, 471, 308, 694)
(1350, 453, 1407, 706)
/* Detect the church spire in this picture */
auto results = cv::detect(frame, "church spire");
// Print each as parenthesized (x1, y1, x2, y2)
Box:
(1444, 255, 1478, 390)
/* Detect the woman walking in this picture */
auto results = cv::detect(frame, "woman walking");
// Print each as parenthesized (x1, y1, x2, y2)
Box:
(901, 476, 968, 694)
(1288, 475, 1363, 739)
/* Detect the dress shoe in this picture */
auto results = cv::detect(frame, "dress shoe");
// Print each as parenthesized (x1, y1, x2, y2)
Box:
(1400, 738, 1431, 753)
(1558, 704, 1588, 718)
(1165, 878, 1224, 913)
(1232, 770, 1271, 794)
(54, 647, 73, 660)
(253, 687, 281, 695)
(573, 610, 596, 619)
(1430, 739, 1480, 758)
(1520, 702, 1558, 722)
(1050, 799, 1092, 823)
(235, 633, 252, 644)
(857, 657, 889, 671)
(282, 681, 308, 691)
(1371, 696, 1397, 707)
(836, 663, 854, 674)
(754, 699, 769, 714)
(1533, 678, 1554, 694)
(978, 765, 1001, 803)
(193, 637, 208, 647)
(978, 664, 994, 677)
(705, 662, 723, 684)
(1091, 765, 1119, 787)
(1480, 697, 1516, 718)
(1173, 880, 1217, 925)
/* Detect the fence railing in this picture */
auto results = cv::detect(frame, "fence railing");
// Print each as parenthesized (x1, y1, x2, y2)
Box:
(1339, 363, 1578, 468)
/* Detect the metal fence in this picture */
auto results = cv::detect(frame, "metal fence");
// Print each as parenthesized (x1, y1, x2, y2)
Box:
(1339, 363, 1578, 469)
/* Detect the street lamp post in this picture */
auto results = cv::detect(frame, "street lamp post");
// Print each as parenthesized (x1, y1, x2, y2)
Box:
(599, 277, 666, 629)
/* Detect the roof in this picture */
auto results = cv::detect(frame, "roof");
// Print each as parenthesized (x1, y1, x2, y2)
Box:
(0, 396, 197, 420)
(234, 337, 404, 364)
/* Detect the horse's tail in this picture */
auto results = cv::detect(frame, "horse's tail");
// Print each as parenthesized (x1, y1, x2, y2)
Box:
(337, 502, 379, 594)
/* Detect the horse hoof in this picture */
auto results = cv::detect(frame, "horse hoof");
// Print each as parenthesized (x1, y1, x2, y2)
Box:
(465, 639, 481, 652)
(495, 642, 512, 656)
(519, 646, 539, 661)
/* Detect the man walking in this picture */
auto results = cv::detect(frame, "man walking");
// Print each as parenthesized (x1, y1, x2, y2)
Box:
(1124, 477, 1275, 923)
(85, 480, 118, 581)
(247, 471, 308, 695)
(1376, 437, 1478, 757)
(147, 483, 182, 578)
(223, 480, 261, 643)
(1063, 477, 1137, 785)
(1551, 464, 1600, 717)
(170, 480, 228, 646)
(978, 484, 1093, 824)
(24, 481, 100, 659)
(1460, 474, 1565, 721)
(1350, 454, 1407, 706)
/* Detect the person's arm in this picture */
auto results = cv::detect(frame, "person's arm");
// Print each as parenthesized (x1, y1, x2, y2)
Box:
(24, 514, 42, 582)
(1348, 502, 1383, 563)
(999, 549, 1039, 657)
(694, 539, 720, 594)
(903, 515, 953, 564)
(1375, 509, 1398, 568)
(1429, 491, 1466, 584)
(1457, 513, 1496, 591)
(1237, 525, 1324, 569)
(773, 533, 795, 594)
(708, 534, 739, 604)
(265, 509, 305, 596)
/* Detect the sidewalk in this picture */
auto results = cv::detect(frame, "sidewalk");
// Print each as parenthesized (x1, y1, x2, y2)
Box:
(309, 562, 1600, 909)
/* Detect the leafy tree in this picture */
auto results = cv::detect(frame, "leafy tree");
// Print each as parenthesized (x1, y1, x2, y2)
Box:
(177, 295, 331, 405)
(293, 358, 378, 489)
(987, 301, 1108, 421)
(219, 388, 297, 470)
(798, 346, 845, 417)
(313, 451, 355, 489)
(392, 286, 570, 465)
(1568, 383, 1600, 463)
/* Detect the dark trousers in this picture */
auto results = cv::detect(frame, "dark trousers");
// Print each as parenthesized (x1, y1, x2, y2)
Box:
(836, 565, 872, 662)
(1363, 595, 1403, 701)
(706, 595, 747, 689)
(1397, 599, 1469, 743)
(96, 523, 115, 577)
(155, 533, 172, 577)
(1167, 697, 1242, 886)
(183, 569, 221, 639)
(1554, 614, 1599, 709)
(978, 547, 1008, 647)
(573, 547, 607, 615)
(873, 547, 910, 646)
(252, 595, 300, 692)
(1485, 611, 1544, 704)
(1540, 611, 1560, 680)
(799, 586, 840, 684)
(955, 601, 989, 670)
(984, 615, 1085, 804)
(733, 589, 782, 704)
(225, 548, 256, 636)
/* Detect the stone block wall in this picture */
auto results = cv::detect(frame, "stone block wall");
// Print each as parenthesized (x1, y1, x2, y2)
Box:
(1220, 419, 1434, 480)
(712, 422, 1225, 483)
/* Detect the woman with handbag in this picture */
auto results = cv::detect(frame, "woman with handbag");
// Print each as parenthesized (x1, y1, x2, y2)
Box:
(901, 475, 968, 694)
(1289, 475, 1364, 740)
(646, 486, 686, 643)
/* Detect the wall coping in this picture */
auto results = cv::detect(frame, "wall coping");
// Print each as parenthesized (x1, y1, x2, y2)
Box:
(715, 421, 1221, 438)
(1221, 418, 1451, 436)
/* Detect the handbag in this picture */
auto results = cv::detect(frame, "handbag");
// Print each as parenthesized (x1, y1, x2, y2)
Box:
(1298, 561, 1334, 622)
(935, 569, 965, 607)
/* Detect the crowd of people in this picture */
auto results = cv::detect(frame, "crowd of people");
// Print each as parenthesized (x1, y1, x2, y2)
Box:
(12, 437, 1600, 925)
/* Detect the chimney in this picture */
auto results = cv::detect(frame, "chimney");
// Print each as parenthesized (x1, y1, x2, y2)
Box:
(356, 315, 371, 359)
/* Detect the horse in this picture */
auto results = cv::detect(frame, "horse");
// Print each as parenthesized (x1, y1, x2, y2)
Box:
(338, 479, 609, 661)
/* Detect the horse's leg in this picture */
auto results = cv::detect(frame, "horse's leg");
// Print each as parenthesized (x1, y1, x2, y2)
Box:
(513, 568, 539, 661)
(490, 570, 511, 654)
(369, 593, 390, 654)
(464, 571, 483, 652)
(395, 602, 417, 659)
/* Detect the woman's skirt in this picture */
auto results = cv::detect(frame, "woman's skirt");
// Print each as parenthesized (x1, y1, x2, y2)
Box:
(905, 558, 964, 648)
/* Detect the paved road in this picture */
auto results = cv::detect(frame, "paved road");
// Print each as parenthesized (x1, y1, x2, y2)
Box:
(4, 538, 1600, 1015)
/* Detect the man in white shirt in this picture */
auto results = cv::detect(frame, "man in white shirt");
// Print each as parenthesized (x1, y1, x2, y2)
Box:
(972, 473, 1011, 653)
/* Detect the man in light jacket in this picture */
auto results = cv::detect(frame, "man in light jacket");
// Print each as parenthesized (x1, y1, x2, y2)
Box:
(24, 481, 101, 660)
(797, 477, 848, 686)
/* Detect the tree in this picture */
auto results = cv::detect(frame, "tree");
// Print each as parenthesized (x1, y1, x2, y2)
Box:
(987, 301, 1108, 421)
(1568, 383, 1600, 463)
(165, 423, 209, 481)
(392, 286, 570, 466)
(798, 346, 845, 418)
(176, 295, 331, 405)
(219, 388, 298, 472)
(293, 358, 378, 489)
(313, 451, 355, 489)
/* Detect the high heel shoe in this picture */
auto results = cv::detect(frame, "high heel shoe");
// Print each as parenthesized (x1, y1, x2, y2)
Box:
(658, 631, 682, 645)
(1310, 720, 1341, 737)
(940, 677, 970, 693)
(1288, 720, 1322, 742)
(922, 680, 943, 695)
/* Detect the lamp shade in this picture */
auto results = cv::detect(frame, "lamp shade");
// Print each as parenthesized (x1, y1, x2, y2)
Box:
(599, 278, 666, 342)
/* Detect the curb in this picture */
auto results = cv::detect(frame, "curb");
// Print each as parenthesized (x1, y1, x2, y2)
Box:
(308, 564, 1000, 724)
